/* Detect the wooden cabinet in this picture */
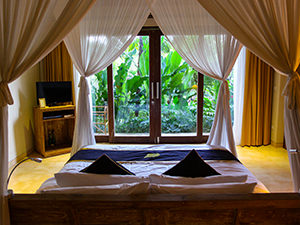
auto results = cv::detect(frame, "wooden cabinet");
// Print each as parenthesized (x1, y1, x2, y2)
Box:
(33, 105, 75, 157)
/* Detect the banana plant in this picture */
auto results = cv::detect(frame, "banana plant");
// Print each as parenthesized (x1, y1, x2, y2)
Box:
(90, 35, 233, 134)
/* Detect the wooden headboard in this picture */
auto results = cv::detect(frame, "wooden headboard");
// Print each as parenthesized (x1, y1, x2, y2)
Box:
(9, 193, 300, 225)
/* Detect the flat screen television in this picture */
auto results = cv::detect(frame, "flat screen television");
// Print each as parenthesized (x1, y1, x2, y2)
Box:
(36, 81, 73, 106)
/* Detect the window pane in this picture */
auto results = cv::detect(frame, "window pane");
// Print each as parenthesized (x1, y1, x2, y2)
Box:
(113, 36, 150, 135)
(203, 75, 218, 134)
(90, 69, 108, 135)
(161, 36, 198, 136)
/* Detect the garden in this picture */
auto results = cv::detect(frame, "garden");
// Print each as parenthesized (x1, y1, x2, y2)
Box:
(90, 36, 233, 135)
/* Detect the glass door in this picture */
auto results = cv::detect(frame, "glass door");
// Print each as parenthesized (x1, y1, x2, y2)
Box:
(113, 36, 150, 137)
(92, 29, 207, 144)
(160, 36, 198, 136)
(158, 36, 204, 143)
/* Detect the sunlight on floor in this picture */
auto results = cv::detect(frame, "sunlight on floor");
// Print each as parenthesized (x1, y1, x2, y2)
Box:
(8, 145, 293, 193)
(8, 153, 69, 193)
(237, 145, 293, 192)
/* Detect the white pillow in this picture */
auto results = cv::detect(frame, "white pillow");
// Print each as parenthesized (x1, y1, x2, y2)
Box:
(40, 182, 149, 195)
(150, 182, 257, 194)
(55, 172, 148, 187)
(149, 174, 248, 185)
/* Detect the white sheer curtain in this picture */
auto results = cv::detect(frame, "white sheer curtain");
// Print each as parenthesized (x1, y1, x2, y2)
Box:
(233, 47, 246, 146)
(198, 0, 300, 191)
(0, 1, 95, 224)
(150, 0, 241, 156)
(64, 0, 150, 155)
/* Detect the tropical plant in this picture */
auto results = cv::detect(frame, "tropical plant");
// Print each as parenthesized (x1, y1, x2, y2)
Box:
(160, 37, 198, 133)
(90, 36, 233, 135)
(91, 69, 108, 107)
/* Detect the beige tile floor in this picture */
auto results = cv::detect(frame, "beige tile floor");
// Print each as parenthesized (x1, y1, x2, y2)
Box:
(236, 145, 293, 192)
(8, 153, 69, 193)
(8, 145, 294, 193)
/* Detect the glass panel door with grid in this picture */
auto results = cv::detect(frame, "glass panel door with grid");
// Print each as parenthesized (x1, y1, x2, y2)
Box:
(160, 36, 198, 137)
(113, 36, 150, 137)
(91, 29, 207, 143)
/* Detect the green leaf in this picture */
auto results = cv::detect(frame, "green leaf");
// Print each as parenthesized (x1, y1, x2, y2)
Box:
(139, 45, 149, 76)
(169, 72, 183, 89)
(126, 76, 147, 93)
(173, 96, 179, 105)
(169, 51, 182, 72)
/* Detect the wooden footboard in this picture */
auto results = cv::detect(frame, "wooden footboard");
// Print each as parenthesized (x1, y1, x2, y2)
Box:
(9, 193, 300, 225)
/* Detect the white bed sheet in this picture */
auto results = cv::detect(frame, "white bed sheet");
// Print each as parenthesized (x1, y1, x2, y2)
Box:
(37, 144, 269, 193)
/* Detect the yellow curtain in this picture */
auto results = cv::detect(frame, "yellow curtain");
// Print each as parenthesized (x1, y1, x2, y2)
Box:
(241, 50, 274, 146)
(41, 42, 73, 82)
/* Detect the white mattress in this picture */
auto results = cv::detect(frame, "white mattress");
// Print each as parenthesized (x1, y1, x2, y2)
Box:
(37, 144, 269, 193)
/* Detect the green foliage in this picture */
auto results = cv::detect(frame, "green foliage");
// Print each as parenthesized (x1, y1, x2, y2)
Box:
(161, 105, 197, 133)
(160, 37, 198, 133)
(203, 76, 219, 133)
(91, 70, 108, 107)
(115, 105, 149, 133)
(90, 36, 234, 135)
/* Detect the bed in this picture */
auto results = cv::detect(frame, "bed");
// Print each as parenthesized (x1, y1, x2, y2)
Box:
(8, 144, 300, 225)
(36, 144, 268, 194)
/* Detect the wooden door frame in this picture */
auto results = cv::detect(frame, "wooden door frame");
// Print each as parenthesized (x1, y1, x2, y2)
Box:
(95, 27, 208, 144)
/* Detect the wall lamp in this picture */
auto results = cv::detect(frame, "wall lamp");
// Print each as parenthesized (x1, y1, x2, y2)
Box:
(6, 157, 42, 194)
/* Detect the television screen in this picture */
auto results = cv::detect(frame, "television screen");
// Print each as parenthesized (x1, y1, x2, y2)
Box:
(36, 81, 73, 106)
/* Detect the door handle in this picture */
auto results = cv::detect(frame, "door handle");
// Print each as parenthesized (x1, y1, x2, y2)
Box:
(151, 82, 154, 100)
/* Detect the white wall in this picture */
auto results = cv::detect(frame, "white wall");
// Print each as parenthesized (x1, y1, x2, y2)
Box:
(8, 64, 39, 163)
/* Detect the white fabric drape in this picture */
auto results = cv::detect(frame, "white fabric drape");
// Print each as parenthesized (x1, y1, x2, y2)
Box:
(198, 0, 300, 191)
(288, 150, 300, 192)
(0, 1, 95, 224)
(233, 47, 246, 145)
(64, 0, 150, 155)
(150, 0, 241, 156)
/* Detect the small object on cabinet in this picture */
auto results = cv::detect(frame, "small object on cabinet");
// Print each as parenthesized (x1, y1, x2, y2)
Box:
(39, 98, 46, 108)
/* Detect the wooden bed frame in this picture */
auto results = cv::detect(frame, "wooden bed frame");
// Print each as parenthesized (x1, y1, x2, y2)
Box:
(9, 193, 300, 225)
